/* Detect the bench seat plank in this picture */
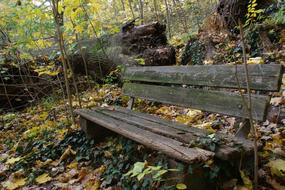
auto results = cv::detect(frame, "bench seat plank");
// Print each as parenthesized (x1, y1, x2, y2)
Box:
(96, 107, 254, 160)
(75, 109, 214, 163)
(123, 83, 270, 121)
(124, 65, 283, 91)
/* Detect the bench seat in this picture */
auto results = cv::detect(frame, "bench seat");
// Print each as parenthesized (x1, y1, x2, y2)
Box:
(75, 107, 255, 163)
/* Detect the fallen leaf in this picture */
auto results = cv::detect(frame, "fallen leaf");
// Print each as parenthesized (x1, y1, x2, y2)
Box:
(13, 169, 25, 178)
(240, 170, 253, 190)
(57, 145, 76, 165)
(84, 179, 100, 190)
(3, 177, 26, 190)
(270, 97, 282, 106)
(195, 122, 216, 133)
(176, 183, 187, 189)
(5, 157, 21, 165)
(77, 168, 88, 182)
(156, 106, 175, 118)
(247, 57, 264, 64)
(267, 159, 285, 182)
(94, 165, 106, 174)
(35, 173, 52, 184)
(67, 160, 78, 169)
(104, 151, 112, 158)
(56, 168, 78, 183)
(35, 159, 53, 168)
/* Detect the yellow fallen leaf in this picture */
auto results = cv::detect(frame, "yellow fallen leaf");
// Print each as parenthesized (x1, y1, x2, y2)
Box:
(195, 122, 216, 133)
(176, 183, 187, 189)
(35, 159, 53, 168)
(247, 57, 264, 64)
(56, 129, 68, 141)
(156, 106, 173, 116)
(35, 173, 52, 184)
(177, 116, 201, 126)
(5, 157, 21, 165)
(37, 111, 49, 121)
(57, 145, 76, 165)
(272, 133, 283, 145)
(67, 160, 78, 169)
(204, 59, 214, 65)
(240, 170, 253, 190)
(176, 109, 203, 125)
(95, 165, 106, 174)
(84, 179, 100, 190)
(267, 159, 285, 181)
(3, 177, 26, 190)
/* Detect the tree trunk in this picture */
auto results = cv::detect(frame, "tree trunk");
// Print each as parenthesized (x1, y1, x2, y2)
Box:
(164, 0, 171, 38)
(128, 0, 135, 19)
(216, 0, 249, 30)
(51, 0, 75, 124)
(139, 0, 144, 24)
(172, 0, 188, 33)
(153, 0, 159, 21)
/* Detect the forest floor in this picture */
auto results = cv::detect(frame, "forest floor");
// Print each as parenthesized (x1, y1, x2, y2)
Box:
(0, 83, 284, 190)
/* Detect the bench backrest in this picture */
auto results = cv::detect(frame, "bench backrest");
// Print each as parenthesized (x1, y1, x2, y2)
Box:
(122, 64, 283, 121)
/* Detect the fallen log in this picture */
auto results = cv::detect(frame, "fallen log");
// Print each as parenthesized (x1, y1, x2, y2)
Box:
(142, 46, 176, 66)
(119, 21, 175, 66)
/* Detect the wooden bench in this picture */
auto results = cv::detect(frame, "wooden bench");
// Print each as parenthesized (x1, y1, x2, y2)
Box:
(75, 64, 283, 163)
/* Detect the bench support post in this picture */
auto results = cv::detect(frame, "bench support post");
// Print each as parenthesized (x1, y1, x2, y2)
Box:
(235, 119, 251, 139)
(80, 117, 112, 140)
(127, 97, 135, 110)
(165, 159, 214, 190)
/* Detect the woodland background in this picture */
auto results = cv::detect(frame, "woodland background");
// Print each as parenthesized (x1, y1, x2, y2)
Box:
(0, 0, 285, 190)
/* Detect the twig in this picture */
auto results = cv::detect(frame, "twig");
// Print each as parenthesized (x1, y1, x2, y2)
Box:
(70, 18, 91, 89)
(239, 21, 258, 190)
(51, 0, 75, 125)
(0, 73, 14, 110)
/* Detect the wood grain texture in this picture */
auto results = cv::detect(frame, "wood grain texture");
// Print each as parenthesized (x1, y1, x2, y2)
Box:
(113, 107, 254, 151)
(74, 109, 214, 163)
(95, 107, 255, 160)
(123, 83, 270, 121)
(124, 64, 283, 91)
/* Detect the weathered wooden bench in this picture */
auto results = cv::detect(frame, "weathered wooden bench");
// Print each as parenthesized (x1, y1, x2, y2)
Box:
(75, 64, 283, 163)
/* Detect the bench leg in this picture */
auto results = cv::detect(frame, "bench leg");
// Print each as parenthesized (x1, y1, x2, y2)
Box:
(235, 119, 251, 139)
(165, 159, 214, 190)
(80, 117, 113, 140)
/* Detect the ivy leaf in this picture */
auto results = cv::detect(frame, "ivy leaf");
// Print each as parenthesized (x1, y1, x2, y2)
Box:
(137, 172, 145, 181)
(131, 162, 146, 177)
(153, 169, 168, 180)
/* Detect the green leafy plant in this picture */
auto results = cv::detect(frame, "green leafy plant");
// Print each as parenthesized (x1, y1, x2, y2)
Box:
(135, 58, 145, 65)
(124, 161, 169, 182)
(103, 65, 123, 84)
(246, 0, 264, 26)
(271, 0, 285, 24)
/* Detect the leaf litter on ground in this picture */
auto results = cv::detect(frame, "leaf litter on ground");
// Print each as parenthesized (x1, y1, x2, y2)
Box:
(0, 83, 284, 189)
